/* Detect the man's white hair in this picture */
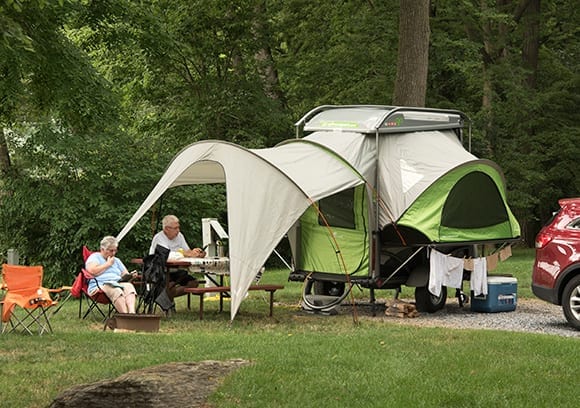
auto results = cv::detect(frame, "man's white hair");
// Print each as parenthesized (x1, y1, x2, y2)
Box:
(162, 215, 179, 228)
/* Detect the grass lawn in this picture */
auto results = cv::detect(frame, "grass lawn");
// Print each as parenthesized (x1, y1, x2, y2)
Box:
(0, 248, 577, 407)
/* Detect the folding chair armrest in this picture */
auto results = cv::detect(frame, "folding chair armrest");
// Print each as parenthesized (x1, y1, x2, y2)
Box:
(48, 286, 72, 294)
(48, 285, 72, 301)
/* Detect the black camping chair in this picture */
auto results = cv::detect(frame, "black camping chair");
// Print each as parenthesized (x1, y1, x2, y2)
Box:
(138, 245, 172, 314)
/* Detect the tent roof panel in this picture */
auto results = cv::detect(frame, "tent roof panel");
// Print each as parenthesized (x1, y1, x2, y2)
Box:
(377, 130, 477, 226)
(253, 134, 371, 201)
(297, 105, 466, 134)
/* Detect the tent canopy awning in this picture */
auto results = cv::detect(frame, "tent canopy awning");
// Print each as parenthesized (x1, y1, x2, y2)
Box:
(117, 140, 368, 320)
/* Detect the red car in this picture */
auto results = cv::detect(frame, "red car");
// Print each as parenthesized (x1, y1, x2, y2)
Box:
(532, 198, 580, 329)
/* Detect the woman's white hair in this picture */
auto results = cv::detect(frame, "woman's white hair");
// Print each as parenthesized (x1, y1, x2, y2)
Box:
(100, 235, 118, 250)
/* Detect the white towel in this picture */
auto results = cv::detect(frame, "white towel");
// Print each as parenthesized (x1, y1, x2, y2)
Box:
(429, 249, 464, 296)
(429, 249, 446, 296)
(470, 257, 488, 296)
(443, 255, 464, 290)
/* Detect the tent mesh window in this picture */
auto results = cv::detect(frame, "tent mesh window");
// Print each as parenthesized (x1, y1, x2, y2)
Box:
(441, 172, 509, 228)
(318, 188, 356, 229)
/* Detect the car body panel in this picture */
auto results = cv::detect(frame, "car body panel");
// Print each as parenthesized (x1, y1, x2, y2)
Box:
(532, 198, 580, 305)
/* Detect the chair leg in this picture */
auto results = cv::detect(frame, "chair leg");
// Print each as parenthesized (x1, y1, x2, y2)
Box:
(34, 307, 53, 335)
(51, 291, 72, 316)
(2, 307, 53, 335)
(6, 310, 34, 335)
(81, 294, 110, 321)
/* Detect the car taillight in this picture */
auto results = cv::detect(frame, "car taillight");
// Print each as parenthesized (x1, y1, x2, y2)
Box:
(535, 231, 553, 249)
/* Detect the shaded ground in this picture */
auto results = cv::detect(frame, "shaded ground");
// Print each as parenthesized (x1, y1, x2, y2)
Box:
(50, 359, 250, 408)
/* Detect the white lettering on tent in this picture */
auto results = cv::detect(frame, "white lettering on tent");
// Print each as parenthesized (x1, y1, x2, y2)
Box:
(400, 159, 424, 193)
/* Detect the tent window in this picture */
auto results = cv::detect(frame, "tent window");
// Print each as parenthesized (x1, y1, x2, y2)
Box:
(441, 172, 509, 228)
(318, 188, 356, 229)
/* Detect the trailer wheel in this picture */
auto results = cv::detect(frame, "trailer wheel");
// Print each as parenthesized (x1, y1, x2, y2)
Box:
(415, 286, 447, 312)
(302, 278, 350, 312)
(314, 280, 345, 297)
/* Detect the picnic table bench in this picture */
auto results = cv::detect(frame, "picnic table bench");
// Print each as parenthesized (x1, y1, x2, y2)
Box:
(184, 284, 284, 320)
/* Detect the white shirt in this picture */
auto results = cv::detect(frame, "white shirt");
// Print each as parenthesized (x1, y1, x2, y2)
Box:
(149, 231, 190, 255)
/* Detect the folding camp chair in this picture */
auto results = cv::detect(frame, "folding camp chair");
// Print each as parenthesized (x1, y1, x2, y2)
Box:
(72, 246, 116, 321)
(1, 264, 57, 335)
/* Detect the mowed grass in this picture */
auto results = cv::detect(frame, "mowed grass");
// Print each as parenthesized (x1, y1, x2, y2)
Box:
(0, 248, 577, 407)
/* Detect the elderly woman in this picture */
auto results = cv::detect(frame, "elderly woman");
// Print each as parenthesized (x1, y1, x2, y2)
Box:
(85, 236, 138, 314)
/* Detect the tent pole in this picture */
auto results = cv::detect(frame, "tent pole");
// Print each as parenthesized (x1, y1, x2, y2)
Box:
(373, 129, 381, 281)
(468, 121, 472, 152)
(273, 249, 292, 271)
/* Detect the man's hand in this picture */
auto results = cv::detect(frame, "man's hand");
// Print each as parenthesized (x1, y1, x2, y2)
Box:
(189, 248, 206, 258)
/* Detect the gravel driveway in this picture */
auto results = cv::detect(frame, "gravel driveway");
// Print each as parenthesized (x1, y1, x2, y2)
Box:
(353, 298, 580, 338)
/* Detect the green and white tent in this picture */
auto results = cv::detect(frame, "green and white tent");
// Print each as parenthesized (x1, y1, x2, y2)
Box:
(117, 106, 520, 319)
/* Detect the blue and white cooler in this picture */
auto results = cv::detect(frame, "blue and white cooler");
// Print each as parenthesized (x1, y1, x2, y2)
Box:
(471, 276, 517, 313)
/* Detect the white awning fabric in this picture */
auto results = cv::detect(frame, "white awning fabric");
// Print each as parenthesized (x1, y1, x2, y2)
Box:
(117, 139, 368, 320)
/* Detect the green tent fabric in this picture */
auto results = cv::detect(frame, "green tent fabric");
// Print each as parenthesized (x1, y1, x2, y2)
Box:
(397, 160, 521, 242)
(298, 185, 369, 274)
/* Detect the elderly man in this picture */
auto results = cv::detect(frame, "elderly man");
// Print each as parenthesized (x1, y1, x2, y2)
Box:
(150, 215, 206, 303)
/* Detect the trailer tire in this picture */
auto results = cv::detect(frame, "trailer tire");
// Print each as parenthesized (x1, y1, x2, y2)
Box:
(314, 280, 345, 297)
(302, 278, 350, 312)
(415, 286, 447, 312)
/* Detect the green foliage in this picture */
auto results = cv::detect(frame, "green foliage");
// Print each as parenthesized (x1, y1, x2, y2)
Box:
(274, 0, 400, 116)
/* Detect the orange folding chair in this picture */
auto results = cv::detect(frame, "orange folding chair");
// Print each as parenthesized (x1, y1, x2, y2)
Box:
(71, 246, 115, 321)
(1, 264, 57, 335)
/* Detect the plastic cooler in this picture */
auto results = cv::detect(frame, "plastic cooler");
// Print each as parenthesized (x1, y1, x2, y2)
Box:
(471, 276, 517, 313)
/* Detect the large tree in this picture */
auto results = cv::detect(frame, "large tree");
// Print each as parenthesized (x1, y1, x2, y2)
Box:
(392, 0, 431, 106)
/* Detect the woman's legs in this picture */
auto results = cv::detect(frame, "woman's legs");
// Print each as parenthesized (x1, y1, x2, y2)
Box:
(124, 291, 136, 313)
(120, 282, 137, 313)
(102, 283, 137, 314)
(113, 296, 129, 313)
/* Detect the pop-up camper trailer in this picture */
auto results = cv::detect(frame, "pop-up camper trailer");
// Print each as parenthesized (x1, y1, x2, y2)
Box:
(117, 105, 520, 320)
(287, 106, 520, 313)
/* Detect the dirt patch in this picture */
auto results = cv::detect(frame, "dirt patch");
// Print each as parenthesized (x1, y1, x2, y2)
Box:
(49, 359, 251, 408)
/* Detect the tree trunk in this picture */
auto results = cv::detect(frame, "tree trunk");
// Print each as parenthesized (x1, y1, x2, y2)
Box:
(521, 0, 540, 88)
(392, 0, 430, 107)
(255, 46, 287, 106)
(253, 2, 287, 106)
(481, 0, 494, 150)
(479, 0, 512, 156)
(0, 128, 11, 175)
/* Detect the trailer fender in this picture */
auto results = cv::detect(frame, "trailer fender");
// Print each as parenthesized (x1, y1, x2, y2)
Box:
(405, 264, 429, 287)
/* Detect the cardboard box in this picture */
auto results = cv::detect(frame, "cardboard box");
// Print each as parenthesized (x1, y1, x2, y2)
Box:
(471, 276, 517, 313)
(113, 313, 161, 332)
